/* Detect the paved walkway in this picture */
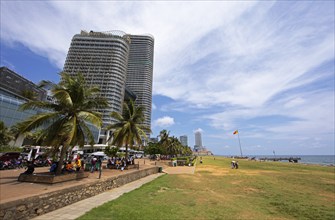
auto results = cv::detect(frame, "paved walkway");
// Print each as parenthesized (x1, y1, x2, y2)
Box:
(0, 160, 154, 203)
(32, 173, 165, 220)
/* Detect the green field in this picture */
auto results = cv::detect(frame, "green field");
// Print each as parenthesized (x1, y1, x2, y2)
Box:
(78, 156, 335, 220)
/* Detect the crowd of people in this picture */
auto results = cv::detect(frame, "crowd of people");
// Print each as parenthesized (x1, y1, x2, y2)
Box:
(49, 157, 84, 173)
(106, 156, 135, 171)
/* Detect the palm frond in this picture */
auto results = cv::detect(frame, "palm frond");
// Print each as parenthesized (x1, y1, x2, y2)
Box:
(52, 89, 73, 107)
(77, 111, 103, 128)
(78, 120, 95, 146)
(15, 112, 61, 134)
(19, 101, 60, 112)
(61, 116, 77, 146)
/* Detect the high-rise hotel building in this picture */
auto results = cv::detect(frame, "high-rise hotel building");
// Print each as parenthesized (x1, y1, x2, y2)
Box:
(63, 30, 154, 143)
(127, 35, 154, 131)
(194, 130, 203, 151)
(180, 135, 188, 147)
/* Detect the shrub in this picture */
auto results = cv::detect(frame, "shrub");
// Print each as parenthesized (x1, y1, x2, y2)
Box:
(0, 145, 22, 153)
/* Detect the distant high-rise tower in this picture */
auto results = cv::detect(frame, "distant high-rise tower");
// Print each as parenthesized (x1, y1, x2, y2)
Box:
(194, 131, 202, 148)
(126, 35, 154, 132)
(180, 135, 188, 147)
(63, 30, 154, 143)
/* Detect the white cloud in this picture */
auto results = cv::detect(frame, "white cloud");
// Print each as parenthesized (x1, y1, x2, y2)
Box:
(152, 103, 157, 111)
(153, 116, 175, 128)
(194, 128, 204, 133)
(1, 1, 334, 153)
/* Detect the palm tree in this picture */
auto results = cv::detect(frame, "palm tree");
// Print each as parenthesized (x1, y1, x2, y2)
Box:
(107, 100, 151, 159)
(158, 129, 170, 155)
(166, 136, 182, 157)
(0, 121, 13, 146)
(14, 72, 107, 175)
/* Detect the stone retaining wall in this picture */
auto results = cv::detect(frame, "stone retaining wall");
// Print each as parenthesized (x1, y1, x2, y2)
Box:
(0, 167, 159, 220)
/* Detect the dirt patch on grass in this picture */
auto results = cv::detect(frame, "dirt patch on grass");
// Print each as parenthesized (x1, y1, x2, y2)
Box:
(196, 165, 276, 176)
(243, 187, 261, 194)
(319, 192, 335, 203)
(320, 178, 335, 185)
(239, 170, 277, 175)
(157, 187, 169, 193)
(231, 180, 243, 185)
(196, 166, 229, 176)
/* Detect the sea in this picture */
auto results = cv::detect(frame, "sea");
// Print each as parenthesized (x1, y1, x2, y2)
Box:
(248, 155, 335, 166)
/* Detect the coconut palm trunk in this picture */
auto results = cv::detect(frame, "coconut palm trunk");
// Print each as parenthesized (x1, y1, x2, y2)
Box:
(125, 144, 129, 159)
(55, 144, 67, 175)
(107, 100, 151, 159)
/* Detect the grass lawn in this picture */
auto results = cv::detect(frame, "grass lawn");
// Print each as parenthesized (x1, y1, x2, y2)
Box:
(78, 156, 335, 220)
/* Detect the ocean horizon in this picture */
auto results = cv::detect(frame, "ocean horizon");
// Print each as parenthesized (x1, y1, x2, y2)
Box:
(218, 155, 335, 166)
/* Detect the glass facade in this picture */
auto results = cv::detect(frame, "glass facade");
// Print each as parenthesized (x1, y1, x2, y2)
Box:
(0, 94, 38, 128)
(0, 93, 100, 145)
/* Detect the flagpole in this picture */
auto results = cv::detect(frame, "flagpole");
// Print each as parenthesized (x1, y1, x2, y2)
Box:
(237, 132, 243, 157)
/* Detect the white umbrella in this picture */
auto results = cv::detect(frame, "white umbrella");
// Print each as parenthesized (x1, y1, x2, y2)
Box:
(91, 152, 105, 157)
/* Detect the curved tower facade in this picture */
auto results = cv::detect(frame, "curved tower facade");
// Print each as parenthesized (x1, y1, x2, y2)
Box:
(63, 30, 154, 144)
(126, 35, 154, 133)
(63, 30, 131, 126)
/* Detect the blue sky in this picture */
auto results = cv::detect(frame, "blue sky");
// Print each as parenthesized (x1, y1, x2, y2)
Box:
(1, 1, 334, 155)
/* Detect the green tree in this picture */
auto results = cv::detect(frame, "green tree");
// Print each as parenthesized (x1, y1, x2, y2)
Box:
(14, 72, 107, 175)
(0, 121, 13, 146)
(144, 142, 162, 155)
(104, 145, 119, 158)
(158, 129, 170, 155)
(157, 130, 184, 156)
(169, 136, 182, 156)
(107, 100, 151, 159)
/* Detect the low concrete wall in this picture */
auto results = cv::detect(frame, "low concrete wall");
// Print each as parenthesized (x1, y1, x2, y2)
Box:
(0, 167, 158, 220)
(18, 172, 89, 184)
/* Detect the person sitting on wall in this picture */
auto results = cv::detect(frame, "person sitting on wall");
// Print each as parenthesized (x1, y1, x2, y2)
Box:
(74, 158, 82, 172)
(120, 159, 127, 171)
(116, 159, 121, 170)
(81, 158, 85, 170)
(107, 158, 112, 169)
(23, 160, 35, 175)
(65, 161, 74, 173)
(50, 161, 58, 173)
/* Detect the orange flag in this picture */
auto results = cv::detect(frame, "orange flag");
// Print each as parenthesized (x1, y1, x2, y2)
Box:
(233, 130, 238, 135)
